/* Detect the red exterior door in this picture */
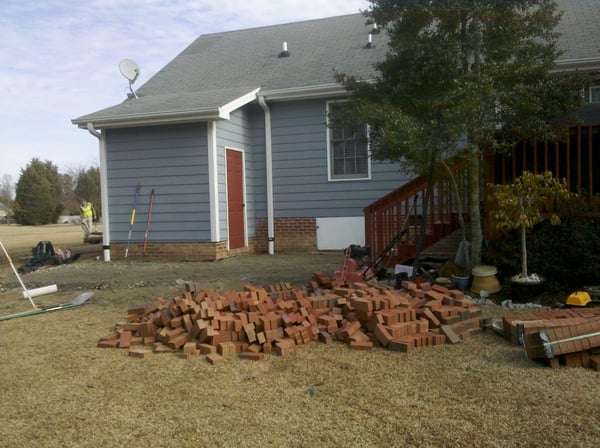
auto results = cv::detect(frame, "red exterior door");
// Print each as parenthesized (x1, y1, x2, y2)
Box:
(226, 149, 245, 249)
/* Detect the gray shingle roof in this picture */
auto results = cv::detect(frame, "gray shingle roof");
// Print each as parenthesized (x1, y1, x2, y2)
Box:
(555, 0, 600, 68)
(73, 1, 600, 127)
(73, 13, 385, 127)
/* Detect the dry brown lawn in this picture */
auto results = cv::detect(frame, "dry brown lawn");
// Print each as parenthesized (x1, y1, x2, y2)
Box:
(0, 224, 598, 447)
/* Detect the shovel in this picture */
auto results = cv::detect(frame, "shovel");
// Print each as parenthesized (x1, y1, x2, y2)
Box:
(0, 292, 94, 322)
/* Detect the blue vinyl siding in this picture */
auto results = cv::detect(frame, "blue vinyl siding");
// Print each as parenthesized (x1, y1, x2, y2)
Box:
(105, 123, 210, 242)
(269, 99, 409, 218)
(248, 105, 267, 221)
(217, 105, 265, 238)
(102, 99, 410, 246)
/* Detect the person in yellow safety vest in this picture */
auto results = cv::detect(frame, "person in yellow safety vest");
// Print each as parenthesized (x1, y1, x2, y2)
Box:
(80, 200, 97, 235)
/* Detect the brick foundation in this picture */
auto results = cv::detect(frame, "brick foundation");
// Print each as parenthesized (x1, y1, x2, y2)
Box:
(255, 217, 317, 253)
(110, 238, 256, 261)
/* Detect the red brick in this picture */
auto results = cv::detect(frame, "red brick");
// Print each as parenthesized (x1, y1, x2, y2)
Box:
(183, 342, 198, 354)
(388, 338, 414, 353)
(337, 320, 362, 340)
(418, 308, 441, 328)
(198, 343, 216, 355)
(119, 331, 132, 348)
(153, 342, 176, 353)
(206, 353, 225, 365)
(97, 340, 119, 348)
(127, 305, 147, 315)
(318, 331, 333, 344)
(167, 332, 192, 349)
(440, 325, 461, 344)
(373, 323, 393, 347)
(128, 349, 153, 359)
(239, 351, 265, 361)
(217, 342, 237, 356)
(349, 340, 373, 350)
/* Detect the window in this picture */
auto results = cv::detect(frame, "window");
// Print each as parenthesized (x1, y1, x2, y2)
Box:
(590, 85, 600, 103)
(327, 101, 370, 180)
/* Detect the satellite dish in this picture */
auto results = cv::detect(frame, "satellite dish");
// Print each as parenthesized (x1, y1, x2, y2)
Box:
(119, 59, 141, 98)
(119, 59, 140, 82)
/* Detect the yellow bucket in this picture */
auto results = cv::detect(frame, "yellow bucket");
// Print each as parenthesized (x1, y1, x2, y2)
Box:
(566, 291, 591, 307)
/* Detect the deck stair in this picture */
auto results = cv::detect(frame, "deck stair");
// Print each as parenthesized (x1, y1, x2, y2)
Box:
(364, 160, 469, 267)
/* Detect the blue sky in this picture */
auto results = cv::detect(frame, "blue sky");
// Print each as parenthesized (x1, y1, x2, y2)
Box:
(0, 0, 370, 186)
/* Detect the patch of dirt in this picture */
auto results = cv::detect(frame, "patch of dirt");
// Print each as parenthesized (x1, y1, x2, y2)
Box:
(0, 223, 343, 297)
(7, 252, 343, 296)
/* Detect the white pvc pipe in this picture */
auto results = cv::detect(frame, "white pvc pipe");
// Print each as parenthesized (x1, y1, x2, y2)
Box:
(23, 284, 58, 299)
(0, 240, 37, 308)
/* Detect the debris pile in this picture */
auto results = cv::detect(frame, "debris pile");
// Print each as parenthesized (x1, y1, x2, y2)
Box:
(502, 308, 600, 370)
(99, 272, 484, 363)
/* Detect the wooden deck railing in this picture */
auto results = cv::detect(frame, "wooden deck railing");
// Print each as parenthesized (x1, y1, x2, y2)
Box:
(488, 123, 600, 201)
(364, 160, 469, 265)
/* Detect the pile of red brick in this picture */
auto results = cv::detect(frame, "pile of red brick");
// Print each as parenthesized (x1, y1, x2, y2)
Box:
(502, 308, 600, 370)
(98, 272, 484, 363)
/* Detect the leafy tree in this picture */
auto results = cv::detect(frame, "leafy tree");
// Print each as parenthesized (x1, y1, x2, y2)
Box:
(335, 0, 586, 267)
(0, 174, 14, 223)
(13, 159, 63, 225)
(75, 167, 101, 217)
(489, 171, 571, 282)
(58, 171, 78, 215)
(0, 174, 14, 205)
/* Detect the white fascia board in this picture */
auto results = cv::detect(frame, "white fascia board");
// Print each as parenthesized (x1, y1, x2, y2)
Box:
(553, 57, 600, 72)
(73, 109, 223, 129)
(74, 89, 262, 129)
(218, 88, 261, 119)
(261, 84, 348, 101)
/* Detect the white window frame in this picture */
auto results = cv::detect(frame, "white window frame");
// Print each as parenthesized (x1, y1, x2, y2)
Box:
(589, 85, 600, 103)
(326, 100, 371, 182)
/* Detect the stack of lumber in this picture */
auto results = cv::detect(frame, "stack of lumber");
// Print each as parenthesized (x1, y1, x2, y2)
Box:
(502, 308, 600, 370)
(98, 273, 484, 363)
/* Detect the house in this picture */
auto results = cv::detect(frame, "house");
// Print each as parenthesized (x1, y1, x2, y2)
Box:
(490, 0, 600, 195)
(73, 2, 600, 262)
(72, 14, 403, 261)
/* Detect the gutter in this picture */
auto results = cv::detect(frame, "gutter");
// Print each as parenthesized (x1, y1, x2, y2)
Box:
(74, 109, 223, 130)
(257, 95, 275, 255)
(553, 57, 600, 72)
(86, 123, 111, 262)
(260, 83, 347, 102)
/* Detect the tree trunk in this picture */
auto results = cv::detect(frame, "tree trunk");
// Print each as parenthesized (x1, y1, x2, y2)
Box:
(442, 160, 470, 270)
(468, 144, 483, 267)
(412, 145, 438, 279)
(521, 223, 528, 278)
(520, 197, 528, 278)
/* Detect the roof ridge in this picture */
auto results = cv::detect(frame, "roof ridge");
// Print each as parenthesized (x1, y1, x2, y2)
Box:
(195, 12, 366, 39)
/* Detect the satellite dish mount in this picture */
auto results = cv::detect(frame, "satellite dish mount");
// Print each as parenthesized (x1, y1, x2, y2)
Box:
(119, 59, 141, 99)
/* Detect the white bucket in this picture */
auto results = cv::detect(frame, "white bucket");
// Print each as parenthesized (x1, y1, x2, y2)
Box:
(23, 284, 58, 299)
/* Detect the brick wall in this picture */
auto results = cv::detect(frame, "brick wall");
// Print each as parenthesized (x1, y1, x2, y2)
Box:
(255, 217, 317, 253)
(110, 238, 256, 261)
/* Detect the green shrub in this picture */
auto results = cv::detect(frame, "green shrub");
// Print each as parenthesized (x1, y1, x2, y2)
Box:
(483, 197, 600, 288)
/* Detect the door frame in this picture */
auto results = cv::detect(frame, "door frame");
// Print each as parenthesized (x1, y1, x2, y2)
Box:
(225, 147, 247, 250)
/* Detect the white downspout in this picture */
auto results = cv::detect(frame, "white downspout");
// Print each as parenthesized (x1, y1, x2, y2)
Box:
(207, 121, 220, 243)
(87, 123, 111, 262)
(258, 95, 275, 255)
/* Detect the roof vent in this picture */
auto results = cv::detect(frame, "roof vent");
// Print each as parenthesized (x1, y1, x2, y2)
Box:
(278, 41, 290, 58)
(371, 22, 380, 34)
(365, 33, 374, 49)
